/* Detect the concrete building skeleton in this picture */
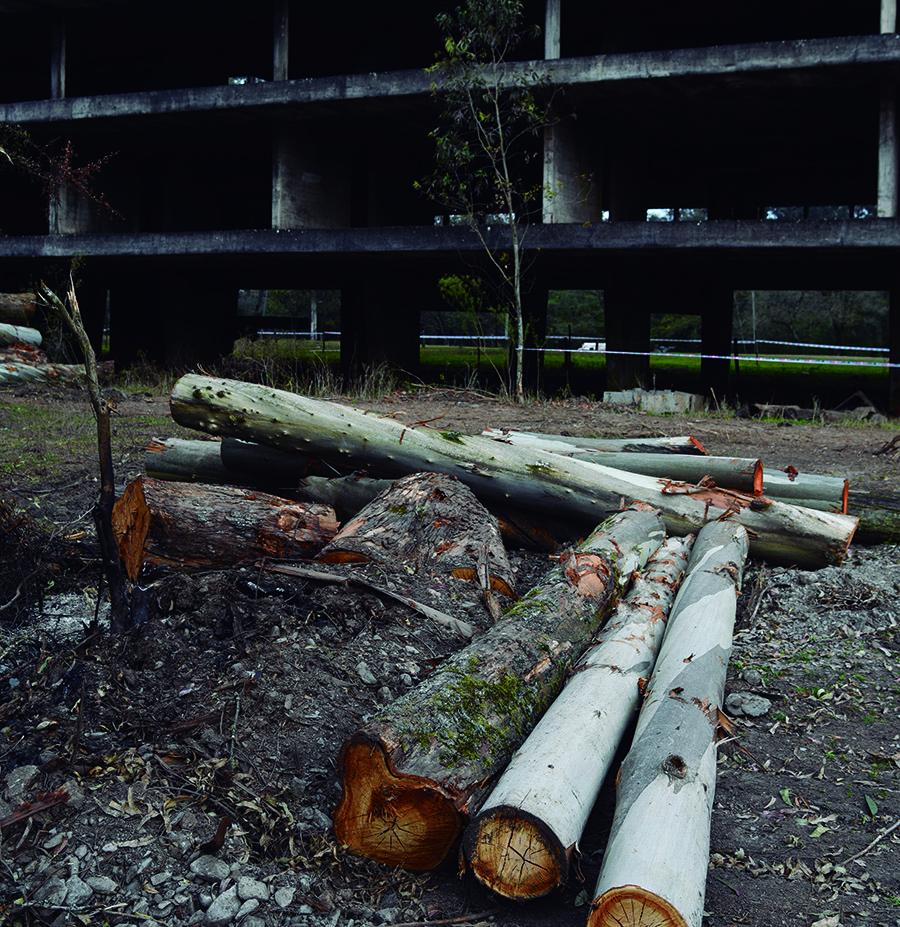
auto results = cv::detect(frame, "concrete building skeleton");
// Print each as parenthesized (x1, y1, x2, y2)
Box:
(0, 0, 898, 411)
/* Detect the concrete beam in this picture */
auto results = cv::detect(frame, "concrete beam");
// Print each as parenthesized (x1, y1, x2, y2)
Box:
(7, 220, 900, 263)
(5, 35, 900, 126)
(273, 0, 289, 81)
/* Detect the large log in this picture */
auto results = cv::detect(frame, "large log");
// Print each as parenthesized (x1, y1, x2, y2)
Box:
(145, 437, 317, 486)
(0, 293, 37, 326)
(169, 376, 857, 567)
(764, 468, 848, 510)
(0, 362, 84, 384)
(0, 344, 48, 365)
(512, 431, 708, 455)
(295, 474, 392, 520)
(318, 471, 516, 598)
(332, 505, 666, 871)
(111, 476, 339, 581)
(483, 431, 762, 493)
(765, 493, 900, 545)
(588, 520, 749, 927)
(0, 323, 42, 348)
(462, 535, 694, 900)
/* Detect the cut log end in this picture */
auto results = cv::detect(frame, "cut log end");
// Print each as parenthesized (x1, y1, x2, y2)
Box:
(752, 460, 763, 496)
(841, 479, 849, 515)
(689, 436, 708, 456)
(111, 479, 151, 582)
(334, 739, 461, 871)
(465, 809, 566, 900)
(589, 886, 688, 927)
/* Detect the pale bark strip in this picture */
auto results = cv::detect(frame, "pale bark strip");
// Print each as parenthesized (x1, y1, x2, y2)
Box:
(318, 472, 516, 598)
(145, 436, 316, 486)
(589, 520, 749, 927)
(482, 430, 762, 493)
(763, 468, 848, 510)
(514, 431, 708, 455)
(463, 536, 694, 900)
(0, 362, 84, 384)
(169, 376, 857, 567)
(333, 505, 666, 871)
(111, 476, 339, 581)
(0, 323, 42, 348)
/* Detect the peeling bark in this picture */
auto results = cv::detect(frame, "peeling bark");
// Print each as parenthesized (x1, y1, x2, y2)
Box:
(333, 505, 666, 871)
(463, 536, 694, 899)
(589, 520, 749, 927)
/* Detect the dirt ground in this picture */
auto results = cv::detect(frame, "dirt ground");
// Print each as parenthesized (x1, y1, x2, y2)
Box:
(0, 381, 898, 927)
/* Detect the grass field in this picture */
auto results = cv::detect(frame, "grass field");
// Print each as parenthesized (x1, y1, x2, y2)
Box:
(235, 338, 890, 407)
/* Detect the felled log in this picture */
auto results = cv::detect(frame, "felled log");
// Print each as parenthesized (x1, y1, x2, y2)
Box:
(0, 293, 37, 326)
(589, 520, 749, 927)
(462, 535, 694, 900)
(0, 343, 48, 365)
(764, 468, 848, 511)
(0, 323, 42, 348)
(296, 474, 393, 521)
(145, 437, 317, 486)
(318, 471, 516, 597)
(111, 476, 339, 581)
(767, 494, 900, 545)
(0, 362, 84, 384)
(333, 505, 666, 870)
(170, 376, 857, 567)
(508, 431, 708, 455)
(483, 431, 762, 493)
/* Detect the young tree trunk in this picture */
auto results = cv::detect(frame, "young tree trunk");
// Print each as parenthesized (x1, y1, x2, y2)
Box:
(111, 476, 339, 581)
(169, 376, 857, 568)
(483, 431, 762, 493)
(0, 293, 37, 326)
(0, 323, 42, 348)
(333, 504, 666, 871)
(318, 472, 516, 597)
(505, 431, 708, 455)
(462, 535, 694, 900)
(588, 520, 749, 927)
(145, 436, 318, 486)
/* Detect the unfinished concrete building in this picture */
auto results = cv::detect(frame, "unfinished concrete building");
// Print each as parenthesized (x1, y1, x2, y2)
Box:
(0, 0, 898, 411)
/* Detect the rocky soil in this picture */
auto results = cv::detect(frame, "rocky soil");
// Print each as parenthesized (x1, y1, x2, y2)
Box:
(0, 384, 897, 927)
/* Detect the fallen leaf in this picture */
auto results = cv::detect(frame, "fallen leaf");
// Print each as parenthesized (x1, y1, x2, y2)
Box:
(864, 795, 878, 817)
(779, 787, 793, 806)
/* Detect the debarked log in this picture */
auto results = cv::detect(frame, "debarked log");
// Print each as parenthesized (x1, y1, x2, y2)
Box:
(169, 376, 858, 567)
(145, 436, 318, 486)
(763, 468, 848, 510)
(332, 504, 666, 871)
(318, 471, 516, 598)
(588, 520, 749, 927)
(510, 431, 708, 455)
(0, 322, 41, 348)
(111, 476, 339, 581)
(482, 430, 762, 493)
(765, 493, 900, 545)
(462, 535, 694, 900)
(0, 362, 84, 384)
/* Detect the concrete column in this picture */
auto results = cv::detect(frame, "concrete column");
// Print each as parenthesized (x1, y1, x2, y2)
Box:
(273, 0, 289, 81)
(700, 288, 734, 402)
(340, 274, 421, 382)
(50, 17, 66, 99)
(881, 0, 896, 33)
(604, 283, 650, 391)
(545, 0, 561, 59)
(272, 130, 351, 229)
(889, 286, 900, 417)
(519, 282, 548, 393)
(878, 84, 898, 218)
(543, 119, 602, 224)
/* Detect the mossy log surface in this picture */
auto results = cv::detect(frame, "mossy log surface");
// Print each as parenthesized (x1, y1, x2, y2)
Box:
(482, 430, 762, 493)
(169, 376, 857, 567)
(463, 535, 694, 900)
(111, 476, 338, 581)
(589, 520, 749, 927)
(333, 505, 666, 871)
(318, 472, 516, 597)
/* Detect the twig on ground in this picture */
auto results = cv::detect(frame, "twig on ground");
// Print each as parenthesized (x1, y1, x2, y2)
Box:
(841, 818, 900, 866)
(391, 913, 495, 927)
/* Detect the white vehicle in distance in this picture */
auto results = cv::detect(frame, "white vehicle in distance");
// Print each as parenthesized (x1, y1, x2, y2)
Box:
(577, 341, 606, 352)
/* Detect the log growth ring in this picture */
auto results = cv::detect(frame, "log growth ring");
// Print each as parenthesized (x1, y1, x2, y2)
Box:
(334, 740, 462, 870)
(590, 885, 689, 927)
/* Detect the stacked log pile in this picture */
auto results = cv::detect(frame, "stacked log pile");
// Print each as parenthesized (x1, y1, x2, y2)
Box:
(123, 374, 892, 925)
